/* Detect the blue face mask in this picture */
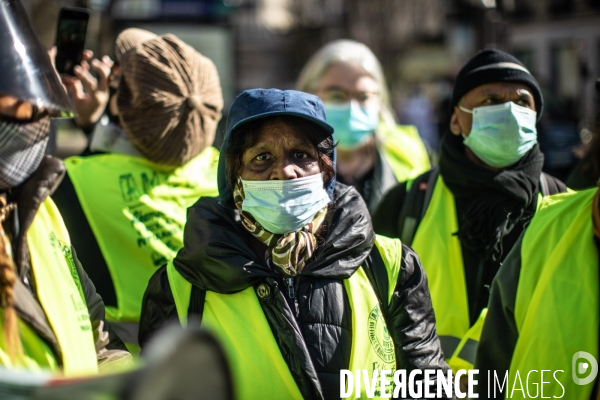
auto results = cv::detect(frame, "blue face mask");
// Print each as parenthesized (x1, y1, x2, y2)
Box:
(324, 101, 379, 149)
(460, 101, 537, 168)
(241, 174, 331, 234)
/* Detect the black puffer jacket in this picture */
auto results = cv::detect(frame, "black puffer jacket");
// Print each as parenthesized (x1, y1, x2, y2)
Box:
(139, 182, 448, 399)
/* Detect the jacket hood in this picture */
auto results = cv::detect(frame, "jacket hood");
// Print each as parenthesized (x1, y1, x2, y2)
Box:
(173, 182, 374, 293)
(217, 89, 336, 209)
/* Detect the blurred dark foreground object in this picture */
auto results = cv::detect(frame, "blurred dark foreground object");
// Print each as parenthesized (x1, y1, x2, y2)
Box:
(566, 78, 600, 189)
(0, 0, 74, 117)
(0, 325, 233, 400)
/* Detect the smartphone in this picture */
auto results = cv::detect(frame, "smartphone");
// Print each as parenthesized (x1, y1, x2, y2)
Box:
(55, 7, 90, 76)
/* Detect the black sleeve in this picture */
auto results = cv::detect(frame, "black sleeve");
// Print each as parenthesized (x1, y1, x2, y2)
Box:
(372, 181, 407, 238)
(52, 171, 117, 307)
(475, 234, 523, 396)
(388, 244, 449, 372)
(138, 265, 179, 349)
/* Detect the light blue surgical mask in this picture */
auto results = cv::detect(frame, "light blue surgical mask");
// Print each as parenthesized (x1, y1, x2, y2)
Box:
(459, 101, 537, 168)
(241, 174, 331, 234)
(324, 101, 379, 149)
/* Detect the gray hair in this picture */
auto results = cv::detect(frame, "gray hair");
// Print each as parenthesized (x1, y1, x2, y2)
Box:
(296, 39, 396, 128)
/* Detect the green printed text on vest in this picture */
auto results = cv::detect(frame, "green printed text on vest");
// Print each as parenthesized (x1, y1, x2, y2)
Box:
(65, 148, 219, 325)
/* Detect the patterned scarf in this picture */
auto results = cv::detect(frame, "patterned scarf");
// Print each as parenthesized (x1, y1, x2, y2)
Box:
(233, 178, 328, 277)
(0, 116, 50, 190)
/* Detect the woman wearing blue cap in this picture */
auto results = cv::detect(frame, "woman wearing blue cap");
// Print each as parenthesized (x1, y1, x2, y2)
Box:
(139, 88, 448, 399)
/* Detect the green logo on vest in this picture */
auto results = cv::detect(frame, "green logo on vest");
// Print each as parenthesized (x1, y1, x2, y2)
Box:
(56, 238, 85, 303)
(368, 304, 395, 363)
(49, 233, 91, 332)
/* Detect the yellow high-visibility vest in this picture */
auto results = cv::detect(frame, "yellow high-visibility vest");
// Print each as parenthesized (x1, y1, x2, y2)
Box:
(168, 236, 403, 400)
(411, 176, 544, 372)
(508, 188, 598, 399)
(64, 147, 219, 350)
(0, 199, 98, 375)
(411, 175, 477, 372)
(379, 123, 431, 183)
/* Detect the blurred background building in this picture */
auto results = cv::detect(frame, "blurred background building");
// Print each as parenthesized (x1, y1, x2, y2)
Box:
(22, 0, 600, 179)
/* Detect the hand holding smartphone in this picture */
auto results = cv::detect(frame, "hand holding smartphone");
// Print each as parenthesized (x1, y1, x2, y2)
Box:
(55, 7, 89, 76)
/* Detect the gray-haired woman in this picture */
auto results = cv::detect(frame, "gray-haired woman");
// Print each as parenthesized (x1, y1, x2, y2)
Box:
(297, 39, 430, 212)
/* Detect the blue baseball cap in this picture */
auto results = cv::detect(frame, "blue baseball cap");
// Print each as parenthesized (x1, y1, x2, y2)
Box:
(218, 88, 336, 208)
(225, 89, 334, 137)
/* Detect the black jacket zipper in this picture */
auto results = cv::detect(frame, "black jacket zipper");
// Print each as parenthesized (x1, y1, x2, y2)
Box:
(286, 277, 300, 317)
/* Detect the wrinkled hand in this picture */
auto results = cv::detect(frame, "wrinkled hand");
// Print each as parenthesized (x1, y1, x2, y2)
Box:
(62, 50, 114, 128)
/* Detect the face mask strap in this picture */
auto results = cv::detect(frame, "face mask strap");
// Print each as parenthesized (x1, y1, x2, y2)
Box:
(457, 104, 473, 139)
(457, 104, 473, 114)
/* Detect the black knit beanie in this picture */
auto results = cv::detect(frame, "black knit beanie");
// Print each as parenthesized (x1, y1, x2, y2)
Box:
(451, 49, 544, 119)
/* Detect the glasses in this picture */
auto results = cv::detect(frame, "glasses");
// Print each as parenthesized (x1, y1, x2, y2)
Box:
(319, 88, 380, 105)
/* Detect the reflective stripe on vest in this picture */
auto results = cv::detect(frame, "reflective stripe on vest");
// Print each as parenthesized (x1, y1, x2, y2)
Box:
(411, 176, 544, 372)
(65, 147, 219, 331)
(379, 122, 431, 183)
(0, 199, 97, 374)
(168, 235, 402, 400)
(509, 189, 598, 399)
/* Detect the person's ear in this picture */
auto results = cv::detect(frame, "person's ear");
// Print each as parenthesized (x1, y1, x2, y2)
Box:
(450, 107, 462, 136)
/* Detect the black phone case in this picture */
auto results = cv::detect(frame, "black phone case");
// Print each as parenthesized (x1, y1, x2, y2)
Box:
(55, 8, 89, 75)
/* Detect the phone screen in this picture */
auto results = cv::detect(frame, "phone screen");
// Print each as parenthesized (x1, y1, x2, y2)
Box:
(55, 8, 89, 75)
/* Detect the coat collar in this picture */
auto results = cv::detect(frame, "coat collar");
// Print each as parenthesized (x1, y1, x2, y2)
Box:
(12, 156, 65, 280)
